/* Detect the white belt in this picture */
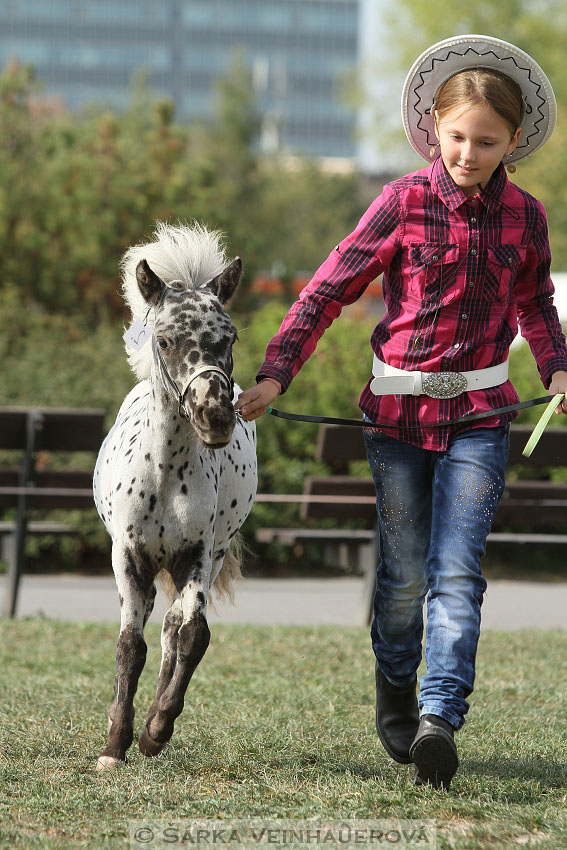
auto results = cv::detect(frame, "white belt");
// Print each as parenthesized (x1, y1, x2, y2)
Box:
(370, 356, 508, 399)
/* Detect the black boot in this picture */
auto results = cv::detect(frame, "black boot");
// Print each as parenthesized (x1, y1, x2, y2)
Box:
(375, 662, 419, 764)
(410, 714, 459, 790)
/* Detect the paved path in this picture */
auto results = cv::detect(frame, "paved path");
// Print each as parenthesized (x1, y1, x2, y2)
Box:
(2, 574, 566, 630)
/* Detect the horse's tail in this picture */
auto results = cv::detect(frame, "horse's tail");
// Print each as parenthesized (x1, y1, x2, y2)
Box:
(155, 533, 243, 608)
(211, 533, 243, 604)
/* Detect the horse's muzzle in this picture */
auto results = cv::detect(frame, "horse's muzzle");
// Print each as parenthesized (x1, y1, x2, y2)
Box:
(193, 402, 236, 449)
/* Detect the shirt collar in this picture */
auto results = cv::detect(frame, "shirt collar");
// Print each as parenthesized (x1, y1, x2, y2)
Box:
(428, 156, 509, 214)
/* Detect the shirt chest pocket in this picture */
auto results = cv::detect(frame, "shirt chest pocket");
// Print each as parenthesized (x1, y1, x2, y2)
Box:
(484, 244, 527, 301)
(408, 242, 462, 304)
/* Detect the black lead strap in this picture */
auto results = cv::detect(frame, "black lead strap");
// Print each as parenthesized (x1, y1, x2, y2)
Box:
(266, 395, 556, 429)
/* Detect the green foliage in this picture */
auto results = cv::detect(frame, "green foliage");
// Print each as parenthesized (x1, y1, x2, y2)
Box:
(0, 59, 363, 323)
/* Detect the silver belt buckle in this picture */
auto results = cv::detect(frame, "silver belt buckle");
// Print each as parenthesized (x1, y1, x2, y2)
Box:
(421, 372, 467, 399)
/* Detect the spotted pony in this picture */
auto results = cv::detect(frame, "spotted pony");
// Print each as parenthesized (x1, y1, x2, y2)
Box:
(93, 222, 257, 769)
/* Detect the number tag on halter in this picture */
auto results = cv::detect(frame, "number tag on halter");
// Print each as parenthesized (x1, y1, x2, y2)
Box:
(123, 320, 152, 351)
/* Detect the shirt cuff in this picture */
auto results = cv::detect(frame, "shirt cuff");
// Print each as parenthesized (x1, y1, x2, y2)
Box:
(540, 356, 567, 388)
(256, 363, 293, 393)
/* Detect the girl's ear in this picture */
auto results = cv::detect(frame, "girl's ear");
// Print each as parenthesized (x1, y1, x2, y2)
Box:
(507, 127, 522, 156)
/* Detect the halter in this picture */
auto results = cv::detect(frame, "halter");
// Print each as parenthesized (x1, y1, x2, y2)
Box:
(150, 284, 234, 421)
(152, 336, 233, 421)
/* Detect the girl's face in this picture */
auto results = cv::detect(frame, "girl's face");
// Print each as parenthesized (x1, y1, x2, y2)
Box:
(435, 103, 521, 196)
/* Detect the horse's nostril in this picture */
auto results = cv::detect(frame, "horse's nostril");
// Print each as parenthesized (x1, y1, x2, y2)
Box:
(205, 405, 236, 433)
(194, 402, 235, 434)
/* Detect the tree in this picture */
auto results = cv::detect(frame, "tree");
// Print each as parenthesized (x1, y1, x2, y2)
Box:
(0, 57, 364, 321)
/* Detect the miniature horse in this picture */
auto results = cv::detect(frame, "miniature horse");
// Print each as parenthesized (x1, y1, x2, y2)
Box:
(93, 223, 257, 768)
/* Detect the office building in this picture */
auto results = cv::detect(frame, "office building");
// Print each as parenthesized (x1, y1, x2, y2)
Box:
(1, 0, 360, 158)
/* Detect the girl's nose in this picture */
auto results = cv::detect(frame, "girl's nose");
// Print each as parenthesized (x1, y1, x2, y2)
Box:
(460, 141, 475, 162)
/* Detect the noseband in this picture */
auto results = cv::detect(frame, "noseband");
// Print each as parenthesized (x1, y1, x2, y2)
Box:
(152, 335, 233, 421)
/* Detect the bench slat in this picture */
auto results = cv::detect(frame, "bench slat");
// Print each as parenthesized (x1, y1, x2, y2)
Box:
(0, 521, 78, 535)
(0, 407, 105, 452)
(488, 532, 567, 545)
(256, 528, 376, 545)
(0, 487, 94, 510)
(315, 426, 365, 472)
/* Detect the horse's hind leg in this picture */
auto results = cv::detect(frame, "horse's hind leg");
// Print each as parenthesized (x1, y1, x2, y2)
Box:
(139, 585, 210, 756)
(97, 546, 153, 770)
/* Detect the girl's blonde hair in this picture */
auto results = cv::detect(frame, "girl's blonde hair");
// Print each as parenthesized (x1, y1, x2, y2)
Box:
(434, 68, 524, 137)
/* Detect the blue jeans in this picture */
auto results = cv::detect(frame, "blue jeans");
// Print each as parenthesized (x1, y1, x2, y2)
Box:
(363, 426, 509, 729)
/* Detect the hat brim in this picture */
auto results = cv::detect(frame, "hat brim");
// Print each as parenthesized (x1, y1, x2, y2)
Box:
(402, 34, 556, 163)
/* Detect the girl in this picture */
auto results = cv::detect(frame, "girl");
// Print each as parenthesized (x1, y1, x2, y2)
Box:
(235, 35, 567, 789)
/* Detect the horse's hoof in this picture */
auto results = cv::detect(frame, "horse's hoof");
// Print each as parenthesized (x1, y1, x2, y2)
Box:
(139, 726, 167, 757)
(96, 755, 126, 771)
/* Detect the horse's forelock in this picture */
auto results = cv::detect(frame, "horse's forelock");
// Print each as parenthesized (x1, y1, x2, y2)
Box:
(121, 222, 228, 380)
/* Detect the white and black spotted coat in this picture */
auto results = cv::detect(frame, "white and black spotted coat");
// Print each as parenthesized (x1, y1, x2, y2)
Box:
(94, 377, 256, 593)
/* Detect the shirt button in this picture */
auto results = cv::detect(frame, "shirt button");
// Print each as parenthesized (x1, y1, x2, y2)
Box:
(461, 313, 468, 320)
(468, 280, 474, 287)
(470, 217, 477, 223)
(470, 248, 477, 256)
(432, 255, 439, 261)
(453, 342, 460, 348)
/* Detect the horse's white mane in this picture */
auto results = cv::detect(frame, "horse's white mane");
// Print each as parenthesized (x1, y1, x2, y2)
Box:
(121, 221, 228, 380)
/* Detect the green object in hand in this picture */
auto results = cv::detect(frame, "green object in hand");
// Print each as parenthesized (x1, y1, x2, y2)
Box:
(522, 393, 564, 457)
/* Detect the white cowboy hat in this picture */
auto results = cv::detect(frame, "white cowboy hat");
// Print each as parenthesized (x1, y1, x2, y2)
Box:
(401, 34, 556, 164)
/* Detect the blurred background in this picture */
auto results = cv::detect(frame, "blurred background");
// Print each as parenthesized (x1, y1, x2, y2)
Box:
(1, 0, 565, 577)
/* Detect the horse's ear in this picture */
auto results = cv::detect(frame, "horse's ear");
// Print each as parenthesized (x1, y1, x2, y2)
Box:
(208, 258, 242, 304)
(136, 259, 166, 306)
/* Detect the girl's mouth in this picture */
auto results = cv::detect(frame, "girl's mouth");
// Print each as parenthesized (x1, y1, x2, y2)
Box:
(457, 165, 476, 174)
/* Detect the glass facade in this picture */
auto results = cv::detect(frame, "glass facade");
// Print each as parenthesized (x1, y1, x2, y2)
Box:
(1, 0, 359, 158)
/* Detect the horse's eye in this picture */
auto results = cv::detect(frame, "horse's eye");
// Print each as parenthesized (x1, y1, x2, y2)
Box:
(158, 338, 168, 350)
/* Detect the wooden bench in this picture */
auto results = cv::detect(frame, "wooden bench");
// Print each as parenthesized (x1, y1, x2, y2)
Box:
(0, 407, 105, 617)
(256, 424, 567, 623)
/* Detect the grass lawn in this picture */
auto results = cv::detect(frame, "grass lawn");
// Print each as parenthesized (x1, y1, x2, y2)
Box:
(0, 620, 565, 850)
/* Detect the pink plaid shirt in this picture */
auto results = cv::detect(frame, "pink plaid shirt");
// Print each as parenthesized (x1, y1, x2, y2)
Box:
(257, 157, 567, 450)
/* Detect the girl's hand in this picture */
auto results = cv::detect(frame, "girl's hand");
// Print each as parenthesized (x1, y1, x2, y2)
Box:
(549, 371, 567, 414)
(235, 379, 281, 421)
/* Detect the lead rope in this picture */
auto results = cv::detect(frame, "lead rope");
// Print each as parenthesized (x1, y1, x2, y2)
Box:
(266, 394, 564, 457)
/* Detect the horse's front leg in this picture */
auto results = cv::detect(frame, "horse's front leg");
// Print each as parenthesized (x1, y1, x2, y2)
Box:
(137, 597, 183, 754)
(97, 545, 153, 770)
(139, 571, 211, 757)
(104, 581, 157, 737)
